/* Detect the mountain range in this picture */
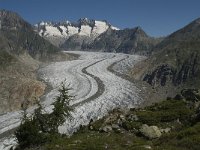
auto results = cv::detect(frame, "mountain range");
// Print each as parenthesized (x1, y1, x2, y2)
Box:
(34, 18, 119, 48)
(35, 19, 161, 55)
(0, 9, 200, 114)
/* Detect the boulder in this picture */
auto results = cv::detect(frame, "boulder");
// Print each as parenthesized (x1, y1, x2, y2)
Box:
(174, 94, 185, 100)
(119, 115, 126, 121)
(117, 119, 123, 126)
(102, 125, 112, 133)
(142, 145, 152, 149)
(127, 114, 139, 121)
(139, 124, 162, 139)
(89, 125, 94, 130)
(160, 127, 171, 133)
(181, 89, 200, 102)
(111, 124, 120, 130)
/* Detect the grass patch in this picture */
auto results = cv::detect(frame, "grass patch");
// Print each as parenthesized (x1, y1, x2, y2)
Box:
(154, 123, 200, 150)
(135, 100, 194, 126)
(44, 132, 151, 150)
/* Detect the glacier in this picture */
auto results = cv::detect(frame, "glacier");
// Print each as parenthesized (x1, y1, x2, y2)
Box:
(0, 51, 145, 149)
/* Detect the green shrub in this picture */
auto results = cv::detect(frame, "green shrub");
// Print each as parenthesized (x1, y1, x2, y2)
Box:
(15, 115, 47, 148)
(122, 121, 142, 131)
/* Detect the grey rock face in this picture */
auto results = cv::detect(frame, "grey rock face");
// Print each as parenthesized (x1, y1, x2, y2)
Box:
(142, 18, 200, 88)
(84, 27, 161, 55)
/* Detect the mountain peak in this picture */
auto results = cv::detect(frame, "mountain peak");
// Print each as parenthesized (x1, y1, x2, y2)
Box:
(0, 9, 32, 30)
(78, 18, 95, 26)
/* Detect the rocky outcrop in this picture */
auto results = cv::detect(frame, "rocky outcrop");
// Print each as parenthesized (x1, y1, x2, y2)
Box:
(143, 52, 199, 87)
(143, 64, 175, 87)
(173, 88, 200, 103)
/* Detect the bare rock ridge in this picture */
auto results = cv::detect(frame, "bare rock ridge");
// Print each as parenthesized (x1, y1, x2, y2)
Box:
(83, 27, 161, 55)
(0, 9, 72, 114)
(35, 19, 162, 55)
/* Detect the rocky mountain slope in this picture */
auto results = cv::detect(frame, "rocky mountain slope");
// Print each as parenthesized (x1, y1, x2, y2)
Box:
(36, 19, 161, 54)
(131, 18, 200, 98)
(83, 27, 161, 55)
(0, 10, 73, 114)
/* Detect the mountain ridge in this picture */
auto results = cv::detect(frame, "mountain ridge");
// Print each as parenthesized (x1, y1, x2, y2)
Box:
(36, 18, 161, 55)
(0, 9, 75, 114)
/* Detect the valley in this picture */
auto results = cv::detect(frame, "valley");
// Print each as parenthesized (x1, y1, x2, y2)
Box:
(0, 5, 200, 149)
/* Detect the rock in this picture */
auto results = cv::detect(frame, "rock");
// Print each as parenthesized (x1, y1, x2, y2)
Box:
(102, 126, 112, 133)
(117, 119, 123, 126)
(112, 107, 123, 113)
(160, 127, 171, 133)
(194, 101, 200, 109)
(132, 128, 139, 134)
(89, 125, 94, 130)
(127, 114, 139, 121)
(139, 124, 162, 139)
(130, 108, 136, 111)
(174, 94, 184, 100)
(111, 124, 121, 133)
(119, 115, 126, 121)
(176, 118, 182, 124)
(142, 145, 152, 149)
(181, 89, 200, 102)
(166, 97, 172, 100)
(111, 124, 120, 129)
(105, 114, 118, 124)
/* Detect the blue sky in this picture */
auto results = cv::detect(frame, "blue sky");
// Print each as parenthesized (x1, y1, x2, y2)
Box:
(0, 0, 200, 37)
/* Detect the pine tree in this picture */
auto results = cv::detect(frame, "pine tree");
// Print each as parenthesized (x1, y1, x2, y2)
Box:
(15, 80, 74, 148)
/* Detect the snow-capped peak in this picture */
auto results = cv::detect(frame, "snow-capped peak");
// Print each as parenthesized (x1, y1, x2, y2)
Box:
(35, 18, 120, 45)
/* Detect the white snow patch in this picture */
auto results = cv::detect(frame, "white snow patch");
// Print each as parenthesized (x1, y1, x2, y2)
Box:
(92, 21, 109, 37)
(111, 26, 120, 30)
(79, 25, 92, 36)
(44, 25, 63, 37)
(67, 26, 79, 36)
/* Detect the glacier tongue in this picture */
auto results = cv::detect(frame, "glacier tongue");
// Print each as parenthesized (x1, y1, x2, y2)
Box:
(0, 51, 144, 149)
(39, 51, 144, 134)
